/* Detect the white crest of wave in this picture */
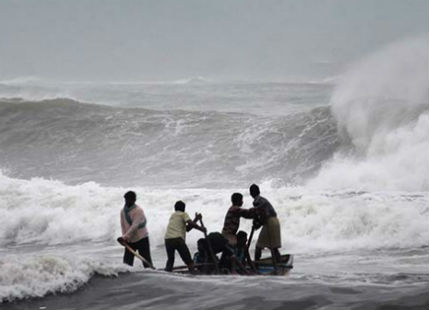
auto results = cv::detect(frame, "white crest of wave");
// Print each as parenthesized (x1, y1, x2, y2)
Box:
(0, 175, 427, 301)
(308, 36, 429, 191)
(1, 171, 427, 252)
(0, 254, 126, 302)
(259, 181, 429, 251)
(0, 173, 121, 246)
(0, 171, 230, 248)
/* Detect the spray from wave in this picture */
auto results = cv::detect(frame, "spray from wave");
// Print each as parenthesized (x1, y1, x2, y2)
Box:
(308, 36, 429, 191)
(0, 254, 126, 302)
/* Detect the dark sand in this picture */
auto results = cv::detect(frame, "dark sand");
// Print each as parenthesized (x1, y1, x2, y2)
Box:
(2, 272, 428, 310)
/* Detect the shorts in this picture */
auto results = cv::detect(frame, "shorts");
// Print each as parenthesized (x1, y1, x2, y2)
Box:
(123, 236, 153, 268)
(256, 216, 281, 249)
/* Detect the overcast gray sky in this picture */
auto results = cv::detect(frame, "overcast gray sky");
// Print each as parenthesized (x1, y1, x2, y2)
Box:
(0, 0, 427, 81)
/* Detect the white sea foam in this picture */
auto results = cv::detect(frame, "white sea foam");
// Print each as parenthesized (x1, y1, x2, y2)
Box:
(0, 172, 428, 301)
(1, 171, 427, 251)
(308, 36, 429, 191)
(0, 174, 120, 246)
(0, 170, 228, 248)
(0, 253, 127, 302)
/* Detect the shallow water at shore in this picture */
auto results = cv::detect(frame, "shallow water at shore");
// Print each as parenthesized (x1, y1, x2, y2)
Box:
(2, 243, 428, 309)
(3, 270, 428, 310)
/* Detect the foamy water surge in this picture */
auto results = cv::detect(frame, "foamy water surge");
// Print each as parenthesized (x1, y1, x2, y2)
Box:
(0, 171, 428, 301)
(0, 36, 428, 303)
(309, 36, 429, 191)
(0, 254, 127, 302)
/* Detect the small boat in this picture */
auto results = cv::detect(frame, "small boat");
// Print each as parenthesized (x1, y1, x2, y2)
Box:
(255, 254, 294, 275)
(117, 237, 293, 276)
(173, 254, 294, 276)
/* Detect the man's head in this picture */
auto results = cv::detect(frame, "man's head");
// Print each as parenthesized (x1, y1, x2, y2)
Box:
(237, 230, 248, 247)
(175, 200, 186, 212)
(249, 184, 260, 198)
(124, 191, 136, 206)
(197, 238, 207, 253)
(231, 193, 243, 207)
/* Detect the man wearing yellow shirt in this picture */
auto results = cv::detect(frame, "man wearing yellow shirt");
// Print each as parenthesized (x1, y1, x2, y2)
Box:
(164, 200, 206, 272)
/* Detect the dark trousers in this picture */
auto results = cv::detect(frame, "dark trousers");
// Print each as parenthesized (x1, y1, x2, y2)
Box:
(123, 237, 153, 268)
(165, 237, 193, 271)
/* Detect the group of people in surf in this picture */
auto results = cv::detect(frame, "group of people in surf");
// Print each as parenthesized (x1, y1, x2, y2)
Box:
(118, 184, 282, 274)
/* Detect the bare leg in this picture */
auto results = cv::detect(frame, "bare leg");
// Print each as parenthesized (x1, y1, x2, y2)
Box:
(270, 248, 279, 275)
(273, 248, 281, 262)
(187, 262, 195, 272)
(255, 247, 262, 261)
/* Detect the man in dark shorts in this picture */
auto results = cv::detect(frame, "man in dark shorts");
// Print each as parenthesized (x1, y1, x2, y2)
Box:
(164, 200, 205, 272)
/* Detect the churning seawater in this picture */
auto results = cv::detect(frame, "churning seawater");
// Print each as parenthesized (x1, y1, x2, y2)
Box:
(0, 37, 428, 309)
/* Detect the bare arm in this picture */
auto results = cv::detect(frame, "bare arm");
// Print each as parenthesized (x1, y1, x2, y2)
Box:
(186, 213, 206, 233)
(239, 207, 256, 219)
(120, 211, 127, 235)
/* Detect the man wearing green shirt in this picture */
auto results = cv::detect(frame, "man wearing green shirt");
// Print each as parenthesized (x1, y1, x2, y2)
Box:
(164, 200, 205, 272)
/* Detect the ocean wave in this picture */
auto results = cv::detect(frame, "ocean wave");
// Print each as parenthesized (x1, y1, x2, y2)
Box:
(0, 98, 338, 187)
(0, 76, 212, 103)
(0, 170, 228, 247)
(0, 172, 427, 251)
(0, 253, 127, 302)
(308, 36, 429, 191)
(0, 171, 427, 302)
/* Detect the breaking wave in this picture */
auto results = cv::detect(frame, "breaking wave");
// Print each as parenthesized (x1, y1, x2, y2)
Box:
(308, 36, 429, 191)
(0, 97, 338, 187)
(1, 36, 428, 303)
(0, 253, 126, 302)
(0, 171, 427, 251)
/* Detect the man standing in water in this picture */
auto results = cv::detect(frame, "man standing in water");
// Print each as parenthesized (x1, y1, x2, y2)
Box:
(164, 200, 206, 272)
(250, 184, 282, 265)
(120, 191, 153, 268)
